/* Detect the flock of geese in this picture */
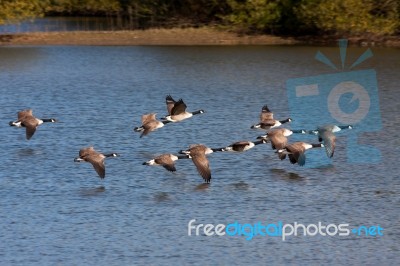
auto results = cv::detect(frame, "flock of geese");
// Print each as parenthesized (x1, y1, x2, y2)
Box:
(9, 95, 352, 183)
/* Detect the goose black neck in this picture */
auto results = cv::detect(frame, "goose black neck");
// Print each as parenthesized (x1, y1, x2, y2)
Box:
(339, 125, 353, 130)
(192, 110, 204, 115)
(177, 154, 191, 159)
(254, 140, 265, 145)
(279, 118, 291, 124)
(211, 148, 224, 152)
(104, 153, 118, 158)
(311, 143, 323, 148)
(178, 149, 189, 154)
(162, 120, 172, 125)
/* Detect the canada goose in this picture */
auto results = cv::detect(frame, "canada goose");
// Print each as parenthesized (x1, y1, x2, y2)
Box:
(308, 124, 353, 158)
(257, 128, 293, 150)
(143, 153, 190, 172)
(9, 109, 56, 140)
(214, 139, 267, 152)
(179, 145, 217, 155)
(74, 147, 119, 179)
(277, 142, 324, 166)
(134, 113, 171, 138)
(251, 105, 291, 130)
(163, 96, 204, 122)
(181, 144, 213, 183)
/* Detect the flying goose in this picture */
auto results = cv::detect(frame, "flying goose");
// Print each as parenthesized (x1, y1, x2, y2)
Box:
(180, 144, 213, 183)
(9, 109, 56, 140)
(214, 139, 267, 152)
(74, 147, 119, 179)
(277, 142, 324, 166)
(163, 95, 204, 122)
(134, 113, 171, 138)
(143, 153, 191, 172)
(251, 105, 291, 130)
(257, 128, 294, 150)
(179, 145, 218, 155)
(307, 124, 353, 158)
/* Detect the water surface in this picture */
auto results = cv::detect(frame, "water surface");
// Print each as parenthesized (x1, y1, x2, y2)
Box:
(0, 45, 398, 265)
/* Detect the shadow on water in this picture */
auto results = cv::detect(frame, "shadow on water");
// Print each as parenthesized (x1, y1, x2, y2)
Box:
(153, 192, 171, 203)
(79, 186, 106, 197)
(270, 168, 306, 181)
(194, 183, 210, 191)
(227, 181, 250, 191)
(17, 148, 39, 157)
(374, 190, 397, 197)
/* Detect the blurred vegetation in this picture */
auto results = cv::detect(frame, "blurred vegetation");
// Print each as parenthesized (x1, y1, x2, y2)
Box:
(0, 0, 399, 36)
(0, 0, 44, 24)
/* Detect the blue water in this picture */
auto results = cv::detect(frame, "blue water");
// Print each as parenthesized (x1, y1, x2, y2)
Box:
(0, 46, 399, 265)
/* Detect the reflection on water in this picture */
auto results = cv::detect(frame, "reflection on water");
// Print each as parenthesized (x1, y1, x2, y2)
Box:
(229, 181, 250, 190)
(270, 168, 305, 181)
(153, 192, 171, 203)
(16, 148, 37, 157)
(79, 186, 106, 197)
(0, 46, 398, 265)
(194, 183, 210, 191)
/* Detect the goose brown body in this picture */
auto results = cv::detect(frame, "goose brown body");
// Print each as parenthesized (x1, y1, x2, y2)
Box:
(164, 95, 204, 122)
(74, 147, 119, 178)
(143, 153, 190, 172)
(184, 144, 212, 183)
(9, 109, 56, 140)
(251, 105, 291, 130)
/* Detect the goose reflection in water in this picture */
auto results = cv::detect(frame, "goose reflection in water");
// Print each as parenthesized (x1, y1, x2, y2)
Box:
(79, 186, 106, 197)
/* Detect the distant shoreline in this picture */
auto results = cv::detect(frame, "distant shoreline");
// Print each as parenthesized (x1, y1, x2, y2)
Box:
(1, 28, 399, 46)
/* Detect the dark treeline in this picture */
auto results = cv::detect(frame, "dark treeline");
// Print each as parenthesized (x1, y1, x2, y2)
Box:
(1, 0, 399, 36)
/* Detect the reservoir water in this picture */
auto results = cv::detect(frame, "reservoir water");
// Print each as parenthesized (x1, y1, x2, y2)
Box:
(0, 45, 398, 265)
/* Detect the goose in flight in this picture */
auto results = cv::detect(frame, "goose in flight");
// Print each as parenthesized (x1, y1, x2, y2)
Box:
(163, 95, 204, 122)
(143, 153, 190, 172)
(250, 105, 291, 130)
(134, 113, 171, 138)
(180, 144, 213, 183)
(307, 124, 352, 158)
(74, 146, 119, 178)
(9, 109, 56, 140)
(277, 142, 324, 166)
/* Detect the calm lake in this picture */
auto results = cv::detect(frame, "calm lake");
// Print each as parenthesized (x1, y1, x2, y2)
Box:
(0, 45, 399, 265)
